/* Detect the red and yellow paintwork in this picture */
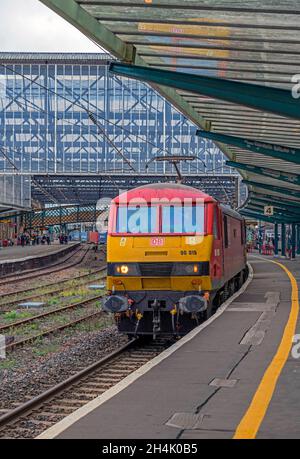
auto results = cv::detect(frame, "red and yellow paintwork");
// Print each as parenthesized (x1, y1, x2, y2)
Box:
(107, 183, 246, 295)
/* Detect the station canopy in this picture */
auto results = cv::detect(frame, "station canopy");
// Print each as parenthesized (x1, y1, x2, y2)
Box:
(39, 0, 300, 223)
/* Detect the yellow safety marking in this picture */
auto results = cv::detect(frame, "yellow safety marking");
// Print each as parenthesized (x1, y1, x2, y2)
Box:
(233, 257, 299, 439)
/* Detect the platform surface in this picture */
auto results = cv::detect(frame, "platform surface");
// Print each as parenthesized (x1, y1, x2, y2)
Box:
(48, 255, 300, 439)
(0, 242, 78, 263)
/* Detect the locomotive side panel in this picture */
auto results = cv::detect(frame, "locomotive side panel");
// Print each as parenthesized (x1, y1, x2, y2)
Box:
(222, 211, 246, 284)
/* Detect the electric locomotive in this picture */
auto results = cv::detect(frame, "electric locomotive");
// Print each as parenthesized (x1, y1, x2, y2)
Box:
(103, 183, 247, 338)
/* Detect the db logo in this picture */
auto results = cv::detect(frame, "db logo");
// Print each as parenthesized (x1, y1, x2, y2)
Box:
(151, 237, 165, 247)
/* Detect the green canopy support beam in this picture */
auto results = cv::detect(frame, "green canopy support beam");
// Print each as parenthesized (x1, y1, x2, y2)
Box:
(226, 161, 300, 186)
(249, 198, 300, 216)
(196, 131, 300, 164)
(251, 193, 300, 209)
(109, 62, 300, 121)
(39, 0, 134, 61)
(243, 180, 300, 199)
(247, 203, 288, 217)
(240, 209, 295, 224)
(246, 203, 299, 221)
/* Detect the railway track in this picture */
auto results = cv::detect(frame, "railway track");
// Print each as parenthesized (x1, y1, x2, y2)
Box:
(0, 263, 106, 303)
(1, 294, 106, 352)
(0, 268, 106, 310)
(0, 338, 171, 439)
(0, 245, 90, 286)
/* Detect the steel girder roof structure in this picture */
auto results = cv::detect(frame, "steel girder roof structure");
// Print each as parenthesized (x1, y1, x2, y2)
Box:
(0, 52, 238, 207)
(32, 173, 238, 206)
(39, 0, 300, 223)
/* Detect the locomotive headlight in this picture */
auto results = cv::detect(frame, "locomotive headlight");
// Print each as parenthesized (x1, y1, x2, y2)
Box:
(184, 264, 195, 274)
(116, 264, 129, 274)
(173, 263, 201, 276)
(109, 263, 140, 276)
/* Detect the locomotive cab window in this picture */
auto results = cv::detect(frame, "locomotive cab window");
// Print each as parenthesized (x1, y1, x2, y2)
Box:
(116, 205, 158, 234)
(161, 205, 204, 234)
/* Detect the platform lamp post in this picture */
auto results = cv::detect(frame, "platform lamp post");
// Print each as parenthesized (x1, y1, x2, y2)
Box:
(258, 221, 263, 255)
(274, 223, 279, 257)
(281, 223, 286, 258)
(291, 222, 296, 259)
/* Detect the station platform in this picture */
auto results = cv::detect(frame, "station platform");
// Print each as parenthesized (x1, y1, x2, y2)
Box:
(0, 242, 78, 263)
(0, 242, 80, 277)
(39, 255, 300, 439)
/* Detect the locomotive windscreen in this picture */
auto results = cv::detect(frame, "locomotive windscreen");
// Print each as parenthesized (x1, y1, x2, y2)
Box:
(116, 205, 158, 234)
(115, 204, 204, 235)
(161, 205, 204, 234)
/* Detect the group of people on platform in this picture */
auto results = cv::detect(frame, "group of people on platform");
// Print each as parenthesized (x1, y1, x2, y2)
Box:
(0, 233, 51, 248)
(18, 233, 51, 247)
(59, 234, 69, 245)
(0, 232, 72, 249)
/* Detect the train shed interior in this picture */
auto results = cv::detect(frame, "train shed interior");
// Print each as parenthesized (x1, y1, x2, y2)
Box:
(0, 0, 299, 443)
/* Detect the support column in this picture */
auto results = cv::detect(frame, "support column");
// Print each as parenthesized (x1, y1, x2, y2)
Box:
(291, 223, 296, 259)
(258, 221, 263, 254)
(281, 223, 286, 258)
(274, 223, 279, 257)
(297, 224, 300, 256)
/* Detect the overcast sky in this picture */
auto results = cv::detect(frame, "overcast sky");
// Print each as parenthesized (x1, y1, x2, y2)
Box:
(0, 0, 101, 52)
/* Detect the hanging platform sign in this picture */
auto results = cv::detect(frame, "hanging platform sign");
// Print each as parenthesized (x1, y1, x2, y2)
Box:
(264, 206, 274, 216)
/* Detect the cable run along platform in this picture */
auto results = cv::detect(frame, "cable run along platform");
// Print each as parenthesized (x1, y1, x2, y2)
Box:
(38, 255, 300, 439)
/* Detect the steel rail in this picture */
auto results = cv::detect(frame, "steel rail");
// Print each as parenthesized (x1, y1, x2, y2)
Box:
(0, 265, 106, 301)
(0, 271, 106, 310)
(5, 309, 106, 352)
(0, 292, 106, 333)
(0, 338, 138, 430)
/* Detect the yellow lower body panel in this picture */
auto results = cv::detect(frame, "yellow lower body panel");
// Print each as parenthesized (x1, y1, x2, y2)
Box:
(141, 278, 171, 289)
(108, 276, 212, 292)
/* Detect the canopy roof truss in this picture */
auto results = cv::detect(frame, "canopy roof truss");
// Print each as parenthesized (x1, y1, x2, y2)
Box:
(39, 0, 300, 222)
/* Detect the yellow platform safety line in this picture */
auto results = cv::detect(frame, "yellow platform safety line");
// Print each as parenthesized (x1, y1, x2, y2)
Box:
(233, 257, 299, 439)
